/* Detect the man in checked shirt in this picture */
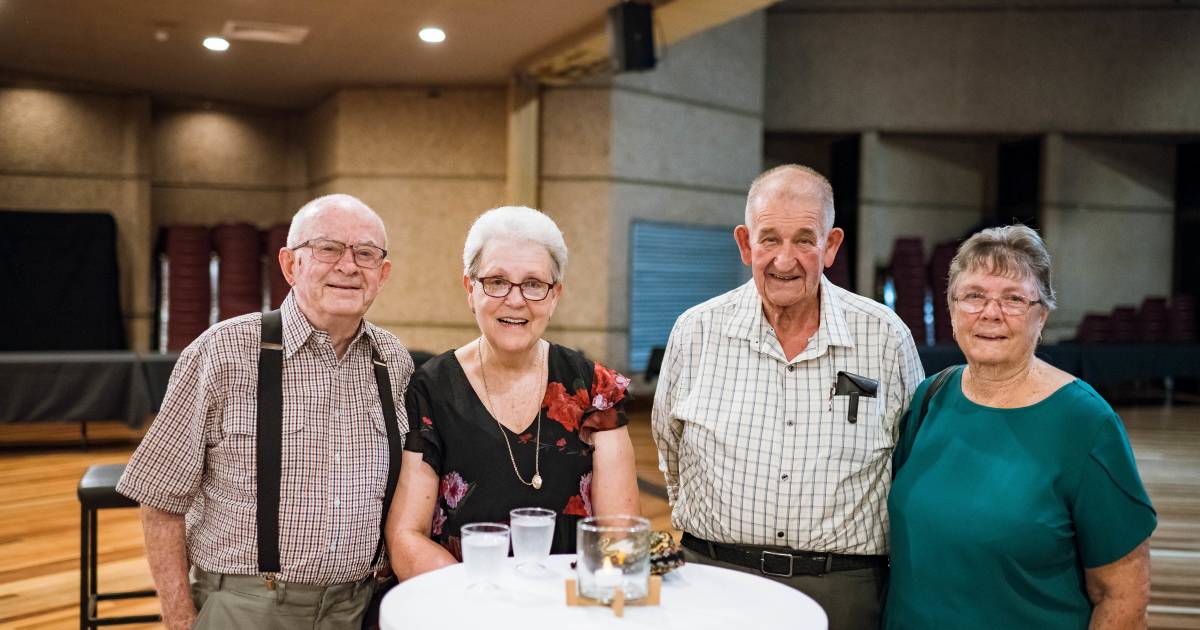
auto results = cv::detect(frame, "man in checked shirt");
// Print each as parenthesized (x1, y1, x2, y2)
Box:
(653, 165, 924, 630)
(118, 194, 412, 629)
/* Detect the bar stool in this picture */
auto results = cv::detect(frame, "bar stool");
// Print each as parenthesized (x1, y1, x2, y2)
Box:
(78, 464, 161, 629)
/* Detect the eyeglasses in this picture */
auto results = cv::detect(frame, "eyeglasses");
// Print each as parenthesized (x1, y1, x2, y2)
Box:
(953, 291, 1043, 316)
(291, 239, 387, 269)
(474, 276, 555, 301)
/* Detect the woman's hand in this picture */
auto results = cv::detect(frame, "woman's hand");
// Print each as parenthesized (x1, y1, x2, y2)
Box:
(1085, 538, 1151, 629)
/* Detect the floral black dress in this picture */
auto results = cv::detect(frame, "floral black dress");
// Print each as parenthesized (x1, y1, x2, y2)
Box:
(403, 343, 631, 560)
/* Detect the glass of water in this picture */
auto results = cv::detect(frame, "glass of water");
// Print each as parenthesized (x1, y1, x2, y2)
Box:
(460, 522, 510, 590)
(510, 507, 556, 574)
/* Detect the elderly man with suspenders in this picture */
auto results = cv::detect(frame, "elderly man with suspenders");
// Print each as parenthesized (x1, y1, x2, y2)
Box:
(119, 194, 412, 629)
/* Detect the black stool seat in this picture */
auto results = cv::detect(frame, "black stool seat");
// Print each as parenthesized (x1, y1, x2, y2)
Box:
(78, 464, 138, 509)
(78, 463, 160, 629)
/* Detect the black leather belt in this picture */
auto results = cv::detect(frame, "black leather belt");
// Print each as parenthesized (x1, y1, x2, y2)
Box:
(681, 533, 887, 578)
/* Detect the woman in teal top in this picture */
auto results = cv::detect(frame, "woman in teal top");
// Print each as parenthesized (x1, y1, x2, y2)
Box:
(885, 225, 1156, 630)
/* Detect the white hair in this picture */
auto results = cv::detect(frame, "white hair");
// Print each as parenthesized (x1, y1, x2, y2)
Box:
(462, 206, 568, 284)
(286, 194, 387, 249)
(744, 164, 835, 234)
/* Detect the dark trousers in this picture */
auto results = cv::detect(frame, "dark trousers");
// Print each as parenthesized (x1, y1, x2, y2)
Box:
(682, 546, 885, 630)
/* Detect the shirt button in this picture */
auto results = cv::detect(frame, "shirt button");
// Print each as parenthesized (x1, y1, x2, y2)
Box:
(786, 421, 795, 426)
(786, 365, 795, 372)
(333, 498, 341, 508)
(777, 531, 785, 539)
(781, 474, 789, 481)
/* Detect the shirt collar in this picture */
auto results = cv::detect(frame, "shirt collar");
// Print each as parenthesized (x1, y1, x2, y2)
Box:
(724, 276, 857, 358)
(279, 292, 370, 360)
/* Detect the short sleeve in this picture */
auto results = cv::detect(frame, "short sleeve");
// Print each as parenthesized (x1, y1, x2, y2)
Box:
(402, 370, 444, 475)
(1073, 414, 1157, 568)
(579, 361, 631, 445)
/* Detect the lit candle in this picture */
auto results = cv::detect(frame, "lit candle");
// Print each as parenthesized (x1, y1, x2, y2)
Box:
(594, 556, 622, 590)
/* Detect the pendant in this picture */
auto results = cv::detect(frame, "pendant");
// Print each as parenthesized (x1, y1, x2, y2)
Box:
(532, 474, 543, 490)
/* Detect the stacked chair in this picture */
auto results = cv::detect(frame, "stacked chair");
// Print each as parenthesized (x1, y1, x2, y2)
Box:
(213, 224, 264, 321)
(163, 226, 212, 351)
(889, 238, 927, 345)
(1075, 295, 1197, 343)
(928, 242, 958, 344)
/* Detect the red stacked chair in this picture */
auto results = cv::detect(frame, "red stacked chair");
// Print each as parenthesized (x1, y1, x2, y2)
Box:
(1075, 314, 1112, 342)
(213, 223, 264, 321)
(1137, 297, 1168, 342)
(164, 226, 212, 351)
(1168, 294, 1196, 342)
(265, 224, 290, 309)
(890, 237, 927, 345)
(928, 242, 957, 344)
(825, 244, 851, 290)
(1109, 306, 1138, 342)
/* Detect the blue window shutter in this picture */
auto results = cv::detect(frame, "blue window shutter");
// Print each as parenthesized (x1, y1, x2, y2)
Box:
(629, 221, 746, 372)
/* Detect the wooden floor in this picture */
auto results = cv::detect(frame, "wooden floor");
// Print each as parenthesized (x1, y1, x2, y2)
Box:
(1, 404, 1197, 629)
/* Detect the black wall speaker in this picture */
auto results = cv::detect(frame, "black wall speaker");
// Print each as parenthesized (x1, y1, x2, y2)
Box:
(608, 2, 655, 72)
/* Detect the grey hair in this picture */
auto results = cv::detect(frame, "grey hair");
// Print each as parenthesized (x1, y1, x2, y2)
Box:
(744, 164, 835, 234)
(947, 224, 1057, 310)
(286, 194, 387, 249)
(462, 206, 568, 284)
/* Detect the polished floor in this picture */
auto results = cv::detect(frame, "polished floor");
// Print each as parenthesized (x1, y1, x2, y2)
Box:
(1, 403, 1197, 629)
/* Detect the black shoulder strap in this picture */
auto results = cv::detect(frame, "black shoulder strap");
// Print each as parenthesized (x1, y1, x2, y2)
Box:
(916, 365, 958, 433)
(256, 310, 284, 574)
(893, 365, 959, 479)
(369, 346, 403, 570)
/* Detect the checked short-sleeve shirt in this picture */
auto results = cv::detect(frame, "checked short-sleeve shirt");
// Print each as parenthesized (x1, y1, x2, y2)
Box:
(652, 277, 923, 555)
(118, 293, 412, 584)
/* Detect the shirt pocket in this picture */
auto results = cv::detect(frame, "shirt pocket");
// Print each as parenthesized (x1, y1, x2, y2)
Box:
(827, 395, 889, 464)
(211, 404, 307, 503)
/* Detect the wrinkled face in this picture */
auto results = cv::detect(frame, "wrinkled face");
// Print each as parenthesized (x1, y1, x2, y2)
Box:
(949, 268, 1048, 368)
(280, 205, 391, 329)
(734, 189, 843, 314)
(464, 238, 561, 355)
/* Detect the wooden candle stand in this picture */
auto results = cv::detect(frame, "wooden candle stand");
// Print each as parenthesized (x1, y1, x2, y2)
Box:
(564, 576, 661, 617)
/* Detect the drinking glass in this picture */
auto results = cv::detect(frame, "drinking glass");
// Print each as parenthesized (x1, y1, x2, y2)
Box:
(576, 515, 651, 602)
(509, 507, 556, 574)
(460, 522, 510, 590)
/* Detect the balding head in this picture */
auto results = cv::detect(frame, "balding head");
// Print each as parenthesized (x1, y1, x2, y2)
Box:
(744, 165, 835, 235)
(287, 194, 387, 250)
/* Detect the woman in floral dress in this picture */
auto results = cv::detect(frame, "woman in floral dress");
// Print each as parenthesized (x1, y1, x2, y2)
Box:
(385, 206, 640, 577)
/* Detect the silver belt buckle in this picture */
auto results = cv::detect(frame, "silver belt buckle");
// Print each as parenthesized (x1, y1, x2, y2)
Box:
(760, 550, 794, 578)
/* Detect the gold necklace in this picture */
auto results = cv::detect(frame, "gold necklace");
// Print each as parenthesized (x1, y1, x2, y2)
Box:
(478, 340, 545, 490)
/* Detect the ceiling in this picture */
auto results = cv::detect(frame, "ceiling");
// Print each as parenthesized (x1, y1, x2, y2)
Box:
(0, 0, 617, 109)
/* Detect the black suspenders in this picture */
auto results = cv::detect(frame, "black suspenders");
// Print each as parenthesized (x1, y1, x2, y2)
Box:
(256, 310, 402, 584)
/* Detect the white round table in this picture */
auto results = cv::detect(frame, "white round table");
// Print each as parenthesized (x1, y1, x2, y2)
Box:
(380, 554, 827, 630)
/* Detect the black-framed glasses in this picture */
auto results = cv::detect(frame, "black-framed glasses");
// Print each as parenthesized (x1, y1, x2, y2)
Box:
(474, 276, 555, 301)
(953, 292, 1043, 316)
(291, 238, 387, 269)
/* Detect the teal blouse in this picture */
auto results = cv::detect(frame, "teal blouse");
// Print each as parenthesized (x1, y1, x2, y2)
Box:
(885, 367, 1156, 630)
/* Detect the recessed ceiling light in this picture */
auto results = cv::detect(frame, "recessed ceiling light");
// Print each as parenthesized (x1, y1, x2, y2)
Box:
(418, 27, 445, 44)
(203, 36, 230, 52)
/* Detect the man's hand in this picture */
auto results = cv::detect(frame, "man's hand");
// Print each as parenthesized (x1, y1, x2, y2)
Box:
(140, 505, 197, 629)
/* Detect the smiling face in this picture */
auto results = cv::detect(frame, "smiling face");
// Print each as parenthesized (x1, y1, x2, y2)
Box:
(734, 178, 843, 317)
(465, 237, 561, 356)
(949, 268, 1048, 369)
(279, 203, 391, 331)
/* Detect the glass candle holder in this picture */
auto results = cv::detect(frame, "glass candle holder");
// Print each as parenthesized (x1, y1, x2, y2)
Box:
(576, 515, 651, 602)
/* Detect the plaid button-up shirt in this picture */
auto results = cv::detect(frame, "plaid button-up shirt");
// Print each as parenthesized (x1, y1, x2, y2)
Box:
(118, 293, 412, 584)
(653, 277, 923, 554)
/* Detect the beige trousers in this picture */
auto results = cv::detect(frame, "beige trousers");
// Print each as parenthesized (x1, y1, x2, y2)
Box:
(191, 566, 375, 630)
